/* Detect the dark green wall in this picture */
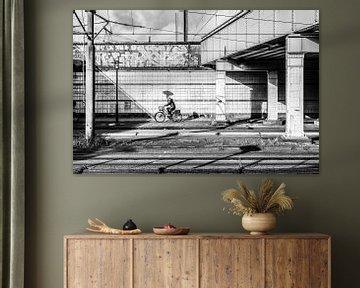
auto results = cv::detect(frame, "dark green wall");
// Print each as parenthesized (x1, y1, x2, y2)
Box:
(25, 0, 360, 287)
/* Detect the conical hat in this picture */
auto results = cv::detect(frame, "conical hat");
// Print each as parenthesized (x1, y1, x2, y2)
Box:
(162, 90, 174, 96)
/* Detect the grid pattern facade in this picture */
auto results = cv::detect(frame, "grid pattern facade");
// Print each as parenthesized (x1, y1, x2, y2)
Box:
(114, 70, 216, 115)
(225, 71, 267, 118)
(73, 70, 272, 117)
(73, 69, 319, 118)
(73, 72, 145, 114)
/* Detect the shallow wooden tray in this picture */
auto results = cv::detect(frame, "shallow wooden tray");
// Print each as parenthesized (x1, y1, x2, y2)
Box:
(153, 227, 190, 235)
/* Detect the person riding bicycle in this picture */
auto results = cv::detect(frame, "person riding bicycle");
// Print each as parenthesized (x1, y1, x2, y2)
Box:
(163, 92, 176, 118)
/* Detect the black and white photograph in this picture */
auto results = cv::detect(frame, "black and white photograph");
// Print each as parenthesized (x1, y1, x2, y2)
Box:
(73, 10, 320, 174)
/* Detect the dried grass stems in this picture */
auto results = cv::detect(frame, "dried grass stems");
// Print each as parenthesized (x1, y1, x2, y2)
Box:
(222, 179, 294, 216)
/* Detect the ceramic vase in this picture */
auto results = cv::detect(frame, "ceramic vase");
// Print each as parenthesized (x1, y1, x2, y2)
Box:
(242, 213, 276, 235)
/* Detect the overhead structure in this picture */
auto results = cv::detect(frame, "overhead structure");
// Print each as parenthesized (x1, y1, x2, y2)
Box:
(200, 10, 319, 135)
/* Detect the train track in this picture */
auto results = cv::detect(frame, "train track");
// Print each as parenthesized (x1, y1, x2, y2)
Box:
(73, 149, 319, 174)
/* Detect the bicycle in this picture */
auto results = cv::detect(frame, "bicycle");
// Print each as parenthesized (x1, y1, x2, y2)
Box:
(154, 106, 182, 123)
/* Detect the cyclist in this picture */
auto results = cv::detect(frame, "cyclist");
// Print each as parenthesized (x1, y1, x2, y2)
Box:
(163, 93, 176, 118)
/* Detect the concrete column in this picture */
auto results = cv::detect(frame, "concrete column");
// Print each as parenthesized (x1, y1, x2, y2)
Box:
(85, 10, 96, 141)
(285, 36, 306, 138)
(267, 71, 278, 121)
(215, 61, 226, 122)
(285, 39, 305, 138)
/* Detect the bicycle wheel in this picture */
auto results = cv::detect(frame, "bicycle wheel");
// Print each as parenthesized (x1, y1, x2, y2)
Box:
(154, 112, 166, 123)
(173, 113, 182, 122)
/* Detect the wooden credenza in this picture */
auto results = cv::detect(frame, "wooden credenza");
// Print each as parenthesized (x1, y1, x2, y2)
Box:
(64, 233, 330, 288)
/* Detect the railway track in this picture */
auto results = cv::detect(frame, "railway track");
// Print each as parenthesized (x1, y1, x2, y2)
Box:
(73, 150, 319, 174)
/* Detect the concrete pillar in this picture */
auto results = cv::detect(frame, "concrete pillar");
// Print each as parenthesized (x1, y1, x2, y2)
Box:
(267, 71, 278, 121)
(215, 61, 226, 122)
(285, 39, 305, 138)
(85, 10, 96, 141)
(183, 10, 188, 42)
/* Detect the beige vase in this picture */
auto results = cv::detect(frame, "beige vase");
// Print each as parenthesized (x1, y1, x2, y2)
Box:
(242, 213, 276, 235)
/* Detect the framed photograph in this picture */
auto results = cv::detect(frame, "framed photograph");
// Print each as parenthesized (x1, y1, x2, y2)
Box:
(73, 10, 319, 174)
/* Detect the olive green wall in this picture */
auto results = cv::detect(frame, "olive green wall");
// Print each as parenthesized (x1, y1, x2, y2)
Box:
(24, 0, 360, 287)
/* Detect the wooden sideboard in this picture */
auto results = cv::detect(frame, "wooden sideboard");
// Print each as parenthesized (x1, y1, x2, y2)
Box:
(64, 233, 330, 288)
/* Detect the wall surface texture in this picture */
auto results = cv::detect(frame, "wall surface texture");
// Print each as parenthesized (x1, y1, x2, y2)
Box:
(73, 70, 276, 117)
(25, 1, 360, 287)
(73, 69, 317, 117)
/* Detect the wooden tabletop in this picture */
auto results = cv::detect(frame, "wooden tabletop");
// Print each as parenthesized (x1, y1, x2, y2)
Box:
(64, 232, 330, 240)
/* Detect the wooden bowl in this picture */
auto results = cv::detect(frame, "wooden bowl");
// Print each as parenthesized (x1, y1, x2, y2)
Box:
(153, 227, 190, 235)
